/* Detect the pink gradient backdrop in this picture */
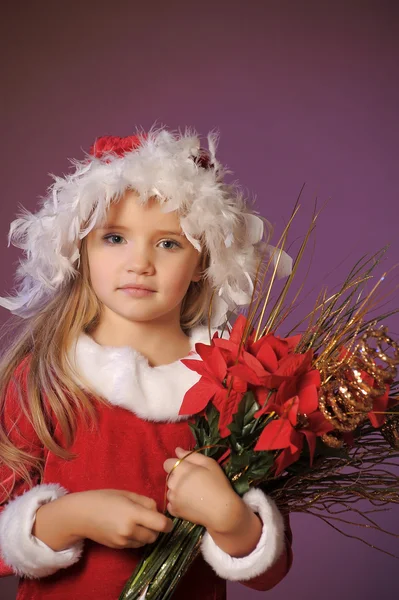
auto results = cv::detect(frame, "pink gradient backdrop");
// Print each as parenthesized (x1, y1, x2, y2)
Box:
(1, 1, 398, 599)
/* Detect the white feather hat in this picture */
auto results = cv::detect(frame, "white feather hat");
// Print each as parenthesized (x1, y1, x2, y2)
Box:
(0, 126, 291, 326)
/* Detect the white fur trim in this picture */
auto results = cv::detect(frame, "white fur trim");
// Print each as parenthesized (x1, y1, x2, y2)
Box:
(68, 324, 229, 421)
(0, 127, 273, 326)
(201, 488, 285, 581)
(0, 483, 84, 579)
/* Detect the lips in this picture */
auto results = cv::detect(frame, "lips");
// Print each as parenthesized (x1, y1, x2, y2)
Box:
(119, 284, 155, 292)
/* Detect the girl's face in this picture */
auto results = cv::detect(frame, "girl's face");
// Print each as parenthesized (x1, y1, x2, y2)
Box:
(86, 189, 202, 327)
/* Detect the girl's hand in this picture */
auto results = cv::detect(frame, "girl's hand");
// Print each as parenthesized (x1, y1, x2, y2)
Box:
(74, 489, 174, 549)
(163, 447, 246, 534)
(34, 489, 173, 551)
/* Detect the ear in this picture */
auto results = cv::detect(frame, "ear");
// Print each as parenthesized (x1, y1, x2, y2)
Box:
(191, 258, 203, 283)
(191, 271, 202, 283)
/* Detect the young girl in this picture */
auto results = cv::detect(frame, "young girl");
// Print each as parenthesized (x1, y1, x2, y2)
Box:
(0, 127, 293, 600)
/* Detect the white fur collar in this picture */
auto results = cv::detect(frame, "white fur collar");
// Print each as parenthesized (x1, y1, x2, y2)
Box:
(67, 325, 228, 422)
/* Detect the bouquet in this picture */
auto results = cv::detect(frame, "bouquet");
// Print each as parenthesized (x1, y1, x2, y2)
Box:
(120, 211, 399, 600)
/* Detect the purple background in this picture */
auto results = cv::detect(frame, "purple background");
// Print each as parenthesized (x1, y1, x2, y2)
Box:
(1, 1, 398, 598)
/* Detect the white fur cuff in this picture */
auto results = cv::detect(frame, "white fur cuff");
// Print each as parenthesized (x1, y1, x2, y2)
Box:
(0, 483, 84, 578)
(201, 488, 285, 581)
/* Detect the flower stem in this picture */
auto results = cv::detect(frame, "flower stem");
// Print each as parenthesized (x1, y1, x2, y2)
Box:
(119, 519, 205, 600)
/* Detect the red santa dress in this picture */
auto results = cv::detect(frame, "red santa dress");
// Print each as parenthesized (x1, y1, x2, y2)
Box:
(0, 325, 293, 599)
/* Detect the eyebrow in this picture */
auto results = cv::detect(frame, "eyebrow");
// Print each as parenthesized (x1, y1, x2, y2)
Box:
(99, 224, 186, 237)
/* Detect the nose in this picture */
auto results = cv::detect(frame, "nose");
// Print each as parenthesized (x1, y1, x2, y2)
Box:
(126, 242, 155, 275)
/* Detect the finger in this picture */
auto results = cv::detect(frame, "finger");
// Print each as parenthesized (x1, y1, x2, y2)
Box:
(128, 524, 159, 546)
(123, 539, 144, 549)
(122, 528, 159, 548)
(175, 447, 191, 457)
(163, 457, 182, 474)
(134, 504, 174, 533)
(167, 502, 177, 517)
(124, 492, 157, 511)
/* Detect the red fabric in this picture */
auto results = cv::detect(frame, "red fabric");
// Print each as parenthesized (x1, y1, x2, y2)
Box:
(90, 135, 144, 158)
(0, 359, 293, 599)
(89, 134, 215, 170)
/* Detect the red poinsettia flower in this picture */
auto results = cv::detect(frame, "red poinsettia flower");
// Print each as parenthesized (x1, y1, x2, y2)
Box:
(179, 340, 247, 437)
(248, 331, 301, 365)
(213, 315, 303, 390)
(254, 365, 333, 475)
(253, 351, 316, 419)
(180, 314, 310, 439)
(255, 402, 333, 475)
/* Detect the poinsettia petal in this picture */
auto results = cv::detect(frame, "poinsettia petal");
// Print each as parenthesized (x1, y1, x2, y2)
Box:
(255, 418, 294, 451)
(302, 430, 317, 465)
(230, 314, 249, 346)
(254, 387, 270, 407)
(277, 350, 314, 379)
(298, 384, 319, 415)
(267, 335, 291, 360)
(218, 390, 243, 438)
(296, 349, 314, 376)
(251, 334, 289, 361)
(212, 387, 229, 412)
(307, 411, 334, 434)
(253, 341, 279, 372)
(181, 358, 211, 377)
(276, 379, 298, 405)
(178, 378, 215, 415)
(284, 334, 301, 352)
(275, 354, 307, 378)
(274, 446, 301, 476)
(267, 373, 292, 388)
(289, 430, 303, 455)
(213, 338, 238, 352)
(284, 396, 299, 426)
(298, 370, 321, 389)
(229, 364, 261, 385)
(228, 374, 247, 393)
(242, 350, 269, 378)
(194, 344, 227, 382)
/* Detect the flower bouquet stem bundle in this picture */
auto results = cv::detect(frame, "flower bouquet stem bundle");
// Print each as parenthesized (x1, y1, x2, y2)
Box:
(120, 518, 204, 600)
(120, 211, 399, 600)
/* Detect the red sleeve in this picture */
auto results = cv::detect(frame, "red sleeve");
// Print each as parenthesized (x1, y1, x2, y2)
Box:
(239, 512, 293, 592)
(0, 357, 44, 577)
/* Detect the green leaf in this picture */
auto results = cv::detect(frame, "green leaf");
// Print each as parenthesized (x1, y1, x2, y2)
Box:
(206, 404, 221, 439)
(231, 473, 250, 495)
(228, 391, 259, 438)
(247, 452, 274, 480)
(243, 395, 260, 427)
(230, 452, 251, 471)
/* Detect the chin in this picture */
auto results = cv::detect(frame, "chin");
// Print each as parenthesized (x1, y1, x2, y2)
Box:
(115, 307, 172, 323)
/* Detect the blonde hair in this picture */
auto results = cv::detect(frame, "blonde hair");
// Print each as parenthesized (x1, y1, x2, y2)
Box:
(0, 235, 214, 502)
(0, 206, 269, 502)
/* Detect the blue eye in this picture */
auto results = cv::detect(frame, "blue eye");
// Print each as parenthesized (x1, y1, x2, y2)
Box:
(158, 240, 181, 250)
(103, 234, 125, 245)
(102, 235, 181, 250)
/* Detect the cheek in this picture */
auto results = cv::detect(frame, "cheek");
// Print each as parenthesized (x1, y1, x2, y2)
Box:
(163, 261, 195, 294)
(88, 252, 115, 294)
